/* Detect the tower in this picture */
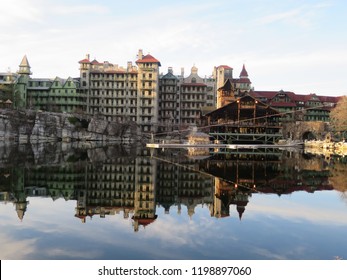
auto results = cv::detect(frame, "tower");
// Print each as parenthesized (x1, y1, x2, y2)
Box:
(213, 65, 233, 91)
(79, 54, 91, 89)
(237, 64, 251, 93)
(135, 49, 161, 133)
(216, 79, 235, 108)
(15, 55, 32, 108)
(78, 54, 91, 112)
(18, 55, 32, 76)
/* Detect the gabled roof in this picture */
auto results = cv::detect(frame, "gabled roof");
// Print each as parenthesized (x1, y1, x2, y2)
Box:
(91, 59, 102, 65)
(251, 90, 296, 100)
(136, 54, 161, 66)
(205, 94, 277, 117)
(161, 71, 178, 80)
(218, 79, 234, 91)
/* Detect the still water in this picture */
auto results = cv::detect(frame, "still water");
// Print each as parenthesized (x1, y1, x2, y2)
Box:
(0, 142, 346, 260)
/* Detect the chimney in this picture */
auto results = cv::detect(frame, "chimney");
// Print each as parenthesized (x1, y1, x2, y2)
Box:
(181, 67, 184, 78)
(138, 49, 143, 60)
(168, 67, 173, 74)
(86, 54, 90, 60)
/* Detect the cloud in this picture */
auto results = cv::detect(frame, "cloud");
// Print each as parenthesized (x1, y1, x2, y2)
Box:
(257, 8, 304, 25)
(45, 248, 102, 259)
(0, 233, 37, 259)
(254, 1, 332, 28)
(51, 4, 109, 16)
(247, 193, 347, 226)
(0, 0, 43, 25)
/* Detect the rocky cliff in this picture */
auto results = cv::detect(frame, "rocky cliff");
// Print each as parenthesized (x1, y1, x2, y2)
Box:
(0, 109, 139, 143)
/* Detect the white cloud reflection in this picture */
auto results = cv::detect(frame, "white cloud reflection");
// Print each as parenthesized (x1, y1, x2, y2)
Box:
(247, 192, 347, 226)
(0, 233, 37, 259)
(1, 190, 347, 260)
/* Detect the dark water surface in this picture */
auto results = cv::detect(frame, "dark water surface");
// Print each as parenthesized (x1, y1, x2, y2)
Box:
(0, 142, 346, 260)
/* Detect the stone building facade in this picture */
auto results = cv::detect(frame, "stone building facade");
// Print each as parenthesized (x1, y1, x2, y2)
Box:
(158, 65, 216, 133)
(79, 50, 161, 133)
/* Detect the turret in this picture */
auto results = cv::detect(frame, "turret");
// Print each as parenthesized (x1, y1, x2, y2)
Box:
(18, 55, 32, 75)
(239, 64, 249, 79)
(78, 54, 91, 89)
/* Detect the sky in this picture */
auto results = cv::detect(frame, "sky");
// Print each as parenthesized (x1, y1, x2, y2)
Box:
(0, 0, 346, 96)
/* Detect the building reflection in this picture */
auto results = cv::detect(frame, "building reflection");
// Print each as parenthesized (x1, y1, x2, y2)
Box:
(0, 144, 345, 231)
(74, 150, 158, 232)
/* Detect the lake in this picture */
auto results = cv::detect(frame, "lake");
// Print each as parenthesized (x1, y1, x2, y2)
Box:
(0, 142, 346, 260)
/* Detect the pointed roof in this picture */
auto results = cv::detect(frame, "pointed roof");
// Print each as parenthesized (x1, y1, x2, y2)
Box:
(18, 55, 32, 75)
(240, 64, 248, 78)
(136, 54, 161, 66)
(218, 78, 234, 91)
(20, 55, 30, 67)
(237, 205, 245, 220)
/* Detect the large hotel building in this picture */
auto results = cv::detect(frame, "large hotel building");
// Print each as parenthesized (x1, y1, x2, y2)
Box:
(0, 49, 341, 134)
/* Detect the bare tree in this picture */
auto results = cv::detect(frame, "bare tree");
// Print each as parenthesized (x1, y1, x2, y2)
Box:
(330, 96, 347, 140)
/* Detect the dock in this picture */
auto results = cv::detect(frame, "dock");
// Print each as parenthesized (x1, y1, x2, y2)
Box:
(146, 143, 303, 150)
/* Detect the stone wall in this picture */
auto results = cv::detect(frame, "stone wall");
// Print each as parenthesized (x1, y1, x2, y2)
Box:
(282, 121, 330, 141)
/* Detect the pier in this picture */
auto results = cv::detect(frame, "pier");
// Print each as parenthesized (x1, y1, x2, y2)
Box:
(146, 142, 302, 150)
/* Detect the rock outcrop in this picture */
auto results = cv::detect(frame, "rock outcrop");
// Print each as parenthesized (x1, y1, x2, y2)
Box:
(0, 109, 139, 143)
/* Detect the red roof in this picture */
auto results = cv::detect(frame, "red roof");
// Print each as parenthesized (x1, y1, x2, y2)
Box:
(250, 91, 278, 99)
(318, 95, 340, 103)
(136, 54, 161, 66)
(251, 91, 341, 106)
(237, 78, 251, 84)
(132, 215, 158, 227)
(251, 90, 297, 100)
(79, 58, 90, 64)
(240, 64, 248, 77)
(294, 94, 308, 102)
(217, 65, 233, 70)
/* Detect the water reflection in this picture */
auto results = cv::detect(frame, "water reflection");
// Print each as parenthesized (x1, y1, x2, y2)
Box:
(1, 142, 346, 233)
(1, 143, 347, 260)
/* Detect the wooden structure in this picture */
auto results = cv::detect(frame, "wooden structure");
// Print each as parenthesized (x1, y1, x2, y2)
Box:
(204, 95, 282, 144)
